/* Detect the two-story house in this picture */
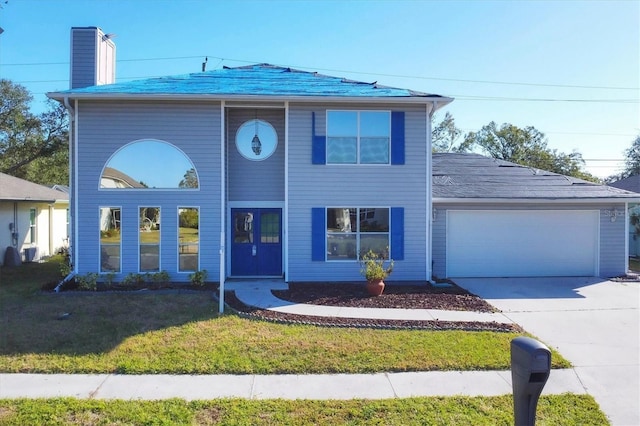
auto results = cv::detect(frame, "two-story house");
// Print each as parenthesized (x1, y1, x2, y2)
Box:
(47, 27, 452, 287)
(47, 27, 638, 294)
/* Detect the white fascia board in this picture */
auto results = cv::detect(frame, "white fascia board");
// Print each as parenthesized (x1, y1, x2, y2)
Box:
(46, 92, 454, 106)
(433, 197, 640, 204)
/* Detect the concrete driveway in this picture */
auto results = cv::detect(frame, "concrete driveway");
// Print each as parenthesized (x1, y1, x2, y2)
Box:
(456, 277, 639, 426)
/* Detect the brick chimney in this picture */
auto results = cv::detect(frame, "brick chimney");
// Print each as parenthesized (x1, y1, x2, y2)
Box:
(70, 27, 116, 89)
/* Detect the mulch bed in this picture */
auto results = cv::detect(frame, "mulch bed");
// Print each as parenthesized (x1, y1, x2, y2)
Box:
(224, 282, 522, 333)
(44, 277, 521, 332)
(274, 281, 497, 312)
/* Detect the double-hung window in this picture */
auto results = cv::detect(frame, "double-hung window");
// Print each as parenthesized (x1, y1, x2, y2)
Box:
(326, 207, 390, 261)
(326, 111, 391, 164)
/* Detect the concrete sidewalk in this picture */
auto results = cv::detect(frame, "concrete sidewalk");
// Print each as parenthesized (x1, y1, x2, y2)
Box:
(0, 370, 585, 400)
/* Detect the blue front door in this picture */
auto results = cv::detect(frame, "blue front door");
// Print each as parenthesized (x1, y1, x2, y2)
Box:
(231, 208, 282, 276)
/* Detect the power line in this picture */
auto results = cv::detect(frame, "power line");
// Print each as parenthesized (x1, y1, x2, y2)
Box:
(3, 54, 639, 91)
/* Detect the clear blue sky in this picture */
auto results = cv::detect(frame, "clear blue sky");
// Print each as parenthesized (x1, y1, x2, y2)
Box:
(1, 0, 638, 179)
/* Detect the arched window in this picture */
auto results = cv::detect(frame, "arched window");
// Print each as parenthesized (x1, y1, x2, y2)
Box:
(101, 140, 199, 189)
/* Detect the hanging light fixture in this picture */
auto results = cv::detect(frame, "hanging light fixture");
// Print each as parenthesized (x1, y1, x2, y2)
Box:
(251, 112, 262, 155)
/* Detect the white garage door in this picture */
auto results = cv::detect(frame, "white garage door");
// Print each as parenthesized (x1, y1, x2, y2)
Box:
(447, 210, 599, 277)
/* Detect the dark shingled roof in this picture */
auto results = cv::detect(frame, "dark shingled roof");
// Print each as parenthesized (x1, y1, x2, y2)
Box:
(433, 153, 639, 201)
(0, 173, 69, 202)
(609, 175, 640, 194)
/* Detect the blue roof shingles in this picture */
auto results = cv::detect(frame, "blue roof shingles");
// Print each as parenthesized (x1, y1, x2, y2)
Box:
(54, 64, 442, 98)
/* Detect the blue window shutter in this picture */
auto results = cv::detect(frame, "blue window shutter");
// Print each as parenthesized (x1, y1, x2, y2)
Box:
(312, 208, 325, 261)
(391, 111, 405, 165)
(390, 207, 404, 260)
(312, 112, 326, 164)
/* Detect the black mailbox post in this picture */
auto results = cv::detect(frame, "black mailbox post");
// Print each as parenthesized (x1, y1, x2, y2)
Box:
(510, 337, 551, 426)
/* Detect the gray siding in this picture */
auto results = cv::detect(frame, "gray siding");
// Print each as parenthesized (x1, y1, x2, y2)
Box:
(226, 109, 285, 202)
(432, 203, 627, 278)
(599, 204, 627, 277)
(70, 29, 97, 89)
(287, 103, 430, 282)
(75, 101, 221, 282)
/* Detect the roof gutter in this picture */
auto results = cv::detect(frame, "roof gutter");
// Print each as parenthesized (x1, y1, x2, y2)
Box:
(48, 92, 455, 105)
(433, 197, 640, 204)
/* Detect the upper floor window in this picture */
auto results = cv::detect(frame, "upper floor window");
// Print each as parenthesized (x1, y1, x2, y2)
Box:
(326, 111, 390, 164)
(101, 140, 199, 189)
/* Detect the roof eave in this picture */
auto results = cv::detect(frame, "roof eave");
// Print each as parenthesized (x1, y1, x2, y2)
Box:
(1, 197, 69, 203)
(433, 197, 640, 204)
(47, 92, 454, 105)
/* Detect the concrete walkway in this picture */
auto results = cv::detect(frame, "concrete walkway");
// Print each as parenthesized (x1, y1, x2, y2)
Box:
(0, 369, 585, 400)
(227, 280, 514, 324)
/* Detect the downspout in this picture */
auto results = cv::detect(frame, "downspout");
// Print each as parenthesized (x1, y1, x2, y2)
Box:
(426, 100, 438, 283)
(218, 101, 226, 313)
(56, 96, 77, 291)
(625, 202, 630, 273)
(283, 101, 289, 281)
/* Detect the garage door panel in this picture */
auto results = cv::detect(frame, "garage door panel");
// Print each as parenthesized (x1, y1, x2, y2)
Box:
(447, 210, 599, 277)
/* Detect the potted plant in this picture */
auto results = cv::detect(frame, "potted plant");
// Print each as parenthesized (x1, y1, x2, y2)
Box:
(359, 249, 394, 296)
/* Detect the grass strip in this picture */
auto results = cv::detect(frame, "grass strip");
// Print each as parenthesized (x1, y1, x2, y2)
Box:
(0, 395, 608, 426)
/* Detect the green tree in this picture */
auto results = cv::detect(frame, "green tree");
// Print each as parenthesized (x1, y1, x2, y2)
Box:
(0, 79, 69, 184)
(432, 112, 468, 152)
(617, 134, 640, 180)
(464, 121, 597, 182)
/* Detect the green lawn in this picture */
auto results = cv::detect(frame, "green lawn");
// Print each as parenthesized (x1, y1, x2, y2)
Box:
(0, 257, 571, 374)
(0, 258, 607, 424)
(629, 257, 640, 272)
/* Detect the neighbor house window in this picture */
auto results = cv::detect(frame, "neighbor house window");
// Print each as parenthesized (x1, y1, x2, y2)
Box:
(326, 111, 390, 164)
(29, 208, 37, 244)
(100, 207, 121, 272)
(178, 207, 199, 272)
(139, 207, 160, 272)
(326, 207, 390, 261)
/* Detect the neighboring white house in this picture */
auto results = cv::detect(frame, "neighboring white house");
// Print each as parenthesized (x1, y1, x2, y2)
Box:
(0, 173, 69, 265)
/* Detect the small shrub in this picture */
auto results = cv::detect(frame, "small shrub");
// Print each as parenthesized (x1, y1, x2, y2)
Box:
(359, 249, 394, 281)
(189, 269, 208, 287)
(59, 258, 72, 278)
(76, 272, 98, 291)
(149, 270, 171, 283)
(122, 273, 145, 287)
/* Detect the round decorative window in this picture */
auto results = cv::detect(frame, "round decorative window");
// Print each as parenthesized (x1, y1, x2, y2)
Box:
(235, 119, 278, 161)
